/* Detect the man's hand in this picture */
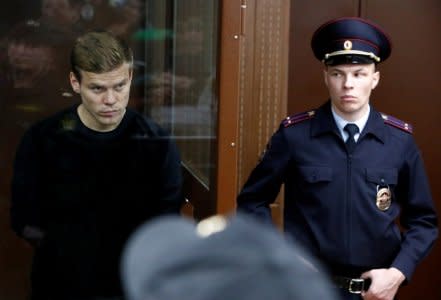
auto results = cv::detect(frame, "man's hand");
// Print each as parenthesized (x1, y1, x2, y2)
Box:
(361, 267, 405, 300)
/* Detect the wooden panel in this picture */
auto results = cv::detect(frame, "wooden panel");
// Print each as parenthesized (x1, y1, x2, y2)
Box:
(363, 1, 441, 299)
(216, 0, 291, 220)
(230, 0, 291, 227)
(215, 0, 241, 214)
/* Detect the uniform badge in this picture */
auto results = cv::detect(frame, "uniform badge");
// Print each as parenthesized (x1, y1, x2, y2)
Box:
(343, 40, 352, 50)
(376, 185, 392, 211)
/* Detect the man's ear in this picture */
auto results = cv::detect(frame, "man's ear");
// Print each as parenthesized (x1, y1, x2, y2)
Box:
(128, 68, 133, 82)
(323, 68, 329, 87)
(69, 72, 80, 94)
(372, 70, 380, 90)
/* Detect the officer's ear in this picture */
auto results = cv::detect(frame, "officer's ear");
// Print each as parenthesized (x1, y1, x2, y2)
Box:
(69, 72, 80, 94)
(323, 67, 329, 87)
(371, 69, 380, 90)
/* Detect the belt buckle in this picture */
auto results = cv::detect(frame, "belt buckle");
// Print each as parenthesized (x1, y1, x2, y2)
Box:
(348, 278, 364, 294)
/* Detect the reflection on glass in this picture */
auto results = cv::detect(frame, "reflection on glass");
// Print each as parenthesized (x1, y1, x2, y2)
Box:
(0, 0, 219, 190)
(143, 0, 219, 187)
(0, 1, 147, 187)
(0, 1, 218, 298)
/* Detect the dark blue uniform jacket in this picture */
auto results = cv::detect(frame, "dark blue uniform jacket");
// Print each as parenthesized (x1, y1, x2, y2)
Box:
(237, 101, 438, 281)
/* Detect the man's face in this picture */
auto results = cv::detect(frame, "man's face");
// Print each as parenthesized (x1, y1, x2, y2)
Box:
(324, 63, 379, 121)
(70, 63, 132, 132)
(8, 43, 54, 88)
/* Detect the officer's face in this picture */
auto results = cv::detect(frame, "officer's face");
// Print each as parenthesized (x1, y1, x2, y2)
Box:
(69, 63, 133, 132)
(324, 63, 379, 121)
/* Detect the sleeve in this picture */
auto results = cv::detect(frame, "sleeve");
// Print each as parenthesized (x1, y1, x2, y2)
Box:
(10, 127, 46, 242)
(237, 126, 291, 224)
(157, 136, 184, 214)
(391, 136, 438, 281)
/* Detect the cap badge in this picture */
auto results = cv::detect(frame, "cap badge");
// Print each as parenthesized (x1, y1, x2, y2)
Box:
(376, 185, 392, 211)
(196, 215, 227, 237)
(343, 40, 352, 50)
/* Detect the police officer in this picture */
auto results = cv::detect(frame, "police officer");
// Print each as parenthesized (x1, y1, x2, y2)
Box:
(237, 17, 438, 300)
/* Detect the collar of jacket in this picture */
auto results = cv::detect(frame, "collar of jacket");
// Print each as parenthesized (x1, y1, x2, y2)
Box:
(310, 100, 387, 144)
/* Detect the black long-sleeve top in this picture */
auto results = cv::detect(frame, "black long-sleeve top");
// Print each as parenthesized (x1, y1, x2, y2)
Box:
(11, 104, 184, 299)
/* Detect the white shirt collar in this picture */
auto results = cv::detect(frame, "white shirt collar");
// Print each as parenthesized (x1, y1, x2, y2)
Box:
(331, 105, 370, 142)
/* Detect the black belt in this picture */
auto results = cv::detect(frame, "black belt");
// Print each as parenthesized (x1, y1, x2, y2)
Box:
(333, 276, 371, 294)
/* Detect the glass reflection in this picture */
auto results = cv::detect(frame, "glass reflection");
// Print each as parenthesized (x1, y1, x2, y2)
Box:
(0, 1, 218, 298)
(0, 0, 218, 190)
(0, 3, 219, 297)
(141, 0, 219, 186)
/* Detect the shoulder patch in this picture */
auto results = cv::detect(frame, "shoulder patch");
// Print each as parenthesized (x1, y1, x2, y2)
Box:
(381, 113, 413, 134)
(282, 110, 315, 127)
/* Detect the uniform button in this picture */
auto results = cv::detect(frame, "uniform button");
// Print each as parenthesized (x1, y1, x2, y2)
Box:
(381, 178, 385, 184)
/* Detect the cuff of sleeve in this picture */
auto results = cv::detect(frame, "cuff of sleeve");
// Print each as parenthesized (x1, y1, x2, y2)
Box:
(391, 251, 416, 283)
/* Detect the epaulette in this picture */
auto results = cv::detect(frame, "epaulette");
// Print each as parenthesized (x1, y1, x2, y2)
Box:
(381, 113, 413, 134)
(282, 110, 315, 127)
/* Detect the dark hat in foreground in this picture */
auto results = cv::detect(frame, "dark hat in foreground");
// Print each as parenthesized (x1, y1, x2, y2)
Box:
(311, 17, 392, 65)
(121, 213, 338, 300)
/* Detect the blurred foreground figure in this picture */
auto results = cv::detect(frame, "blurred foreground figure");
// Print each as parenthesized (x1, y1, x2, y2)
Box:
(121, 213, 338, 300)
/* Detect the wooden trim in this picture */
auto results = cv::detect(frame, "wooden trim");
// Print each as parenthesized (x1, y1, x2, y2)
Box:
(215, 0, 241, 214)
(238, 0, 290, 226)
(215, 0, 291, 222)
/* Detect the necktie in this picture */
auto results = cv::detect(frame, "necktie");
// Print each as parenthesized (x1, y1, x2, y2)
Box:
(344, 123, 359, 154)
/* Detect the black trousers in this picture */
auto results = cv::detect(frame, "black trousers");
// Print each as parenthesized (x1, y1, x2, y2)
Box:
(337, 289, 398, 300)
(337, 288, 362, 300)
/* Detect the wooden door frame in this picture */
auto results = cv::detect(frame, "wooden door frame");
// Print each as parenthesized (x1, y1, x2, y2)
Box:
(215, 0, 241, 215)
(216, 0, 291, 221)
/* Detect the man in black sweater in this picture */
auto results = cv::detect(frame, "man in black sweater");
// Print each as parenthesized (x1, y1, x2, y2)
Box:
(10, 30, 184, 300)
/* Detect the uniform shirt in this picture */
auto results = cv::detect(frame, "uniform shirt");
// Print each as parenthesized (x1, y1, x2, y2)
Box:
(237, 100, 438, 281)
(331, 105, 370, 143)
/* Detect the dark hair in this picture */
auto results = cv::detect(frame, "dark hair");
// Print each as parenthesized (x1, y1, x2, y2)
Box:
(70, 30, 133, 81)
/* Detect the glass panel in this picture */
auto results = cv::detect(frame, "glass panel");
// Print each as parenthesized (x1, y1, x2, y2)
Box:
(0, 0, 219, 192)
(0, 1, 218, 297)
(144, 0, 219, 187)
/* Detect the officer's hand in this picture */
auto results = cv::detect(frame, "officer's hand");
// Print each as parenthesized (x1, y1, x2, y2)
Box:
(360, 267, 405, 300)
(22, 225, 46, 248)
